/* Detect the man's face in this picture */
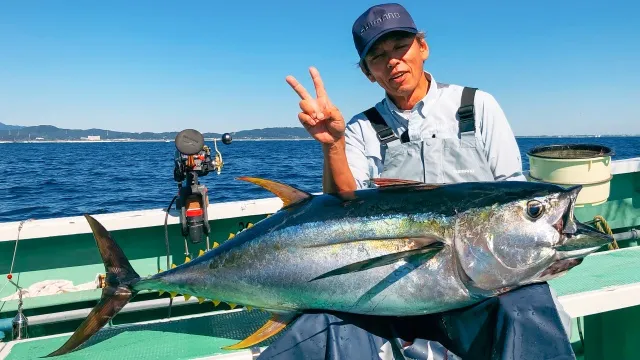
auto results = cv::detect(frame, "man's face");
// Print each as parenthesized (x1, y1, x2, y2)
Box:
(362, 31, 429, 97)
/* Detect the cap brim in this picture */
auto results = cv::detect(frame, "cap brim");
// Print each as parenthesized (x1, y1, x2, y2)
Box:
(359, 27, 418, 61)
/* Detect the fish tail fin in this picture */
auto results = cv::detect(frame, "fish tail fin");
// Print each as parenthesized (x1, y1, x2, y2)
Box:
(45, 214, 140, 357)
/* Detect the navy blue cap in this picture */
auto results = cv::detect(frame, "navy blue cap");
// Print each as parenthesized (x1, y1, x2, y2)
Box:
(352, 3, 418, 60)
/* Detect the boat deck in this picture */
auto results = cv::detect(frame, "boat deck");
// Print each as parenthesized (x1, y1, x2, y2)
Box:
(1, 308, 273, 360)
(2, 246, 640, 360)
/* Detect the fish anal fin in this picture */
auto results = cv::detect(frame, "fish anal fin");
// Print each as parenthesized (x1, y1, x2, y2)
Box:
(221, 311, 298, 350)
(236, 177, 312, 208)
(310, 239, 445, 281)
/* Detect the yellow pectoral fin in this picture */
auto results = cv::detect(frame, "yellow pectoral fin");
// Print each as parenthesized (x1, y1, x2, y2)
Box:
(221, 311, 298, 350)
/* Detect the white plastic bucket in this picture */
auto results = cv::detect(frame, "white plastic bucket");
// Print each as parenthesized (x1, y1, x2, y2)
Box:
(526, 144, 614, 206)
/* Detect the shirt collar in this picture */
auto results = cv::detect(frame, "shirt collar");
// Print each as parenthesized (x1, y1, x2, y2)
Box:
(383, 71, 437, 116)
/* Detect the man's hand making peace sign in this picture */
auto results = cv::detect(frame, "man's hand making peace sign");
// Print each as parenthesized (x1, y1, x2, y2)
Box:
(286, 67, 345, 145)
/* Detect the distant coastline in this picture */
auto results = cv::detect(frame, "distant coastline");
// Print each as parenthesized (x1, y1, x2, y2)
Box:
(0, 138, 317, 144)
(2, 121, 638, 143)
(1, 134, 638, 144)
(0, 122, 317, 142)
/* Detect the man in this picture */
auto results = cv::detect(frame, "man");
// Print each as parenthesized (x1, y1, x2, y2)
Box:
(261, 3, 576, 360)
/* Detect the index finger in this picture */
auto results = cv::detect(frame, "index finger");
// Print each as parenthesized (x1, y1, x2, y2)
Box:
(286, 75, 313, 100)
(309, 67, 327, 99)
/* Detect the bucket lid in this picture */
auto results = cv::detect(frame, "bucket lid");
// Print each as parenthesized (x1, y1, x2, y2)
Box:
(527, 144, 614, 159)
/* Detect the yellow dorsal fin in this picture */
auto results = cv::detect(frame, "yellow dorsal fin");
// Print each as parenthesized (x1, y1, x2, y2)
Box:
(236, 177, 312, 208)
(158, 269, 163, 273)
(184, 294, 191, 301)
(246, 223, 253, 228)
(158, 290, 165, 296)
(213, 242, 220, 248)
(171, 264, 177, 269)
(185, 256, 191, 263)
(228, 303, 237, 309)
(246, 306, 253, 311)
(198, 249, 205, 257)
(228, 233, 235, 240)
(212, 300, 221, 306)
(197, 297, 205, 304)
(169, 292, 177, 299)
(222, 312, 299, 350)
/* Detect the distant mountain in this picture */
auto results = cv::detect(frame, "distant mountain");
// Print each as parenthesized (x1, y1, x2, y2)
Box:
(0, 124, 312, 141)
(0, 122, 23, 131)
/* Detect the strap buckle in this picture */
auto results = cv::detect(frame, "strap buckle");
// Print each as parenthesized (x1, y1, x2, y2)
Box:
(376, 128, 398, 144)
(457, 104, 475, 133)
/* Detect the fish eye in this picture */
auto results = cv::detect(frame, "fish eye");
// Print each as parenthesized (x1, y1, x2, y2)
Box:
(526, 200, 545, 219)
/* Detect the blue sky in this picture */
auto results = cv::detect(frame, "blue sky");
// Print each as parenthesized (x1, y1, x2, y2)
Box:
(0, 0, 637, 136)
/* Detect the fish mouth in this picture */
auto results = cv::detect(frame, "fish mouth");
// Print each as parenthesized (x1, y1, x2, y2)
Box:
(556, 221, 613, 253)
(553, 185, 613, 254)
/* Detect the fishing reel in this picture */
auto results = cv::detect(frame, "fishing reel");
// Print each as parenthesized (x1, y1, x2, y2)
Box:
(173, 129, 232, 246)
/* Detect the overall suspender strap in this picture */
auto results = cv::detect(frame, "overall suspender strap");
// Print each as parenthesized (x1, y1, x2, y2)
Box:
(363, 107, 409, 145)
(457, 87, 477, 135)
(365, 85, 476, 145)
